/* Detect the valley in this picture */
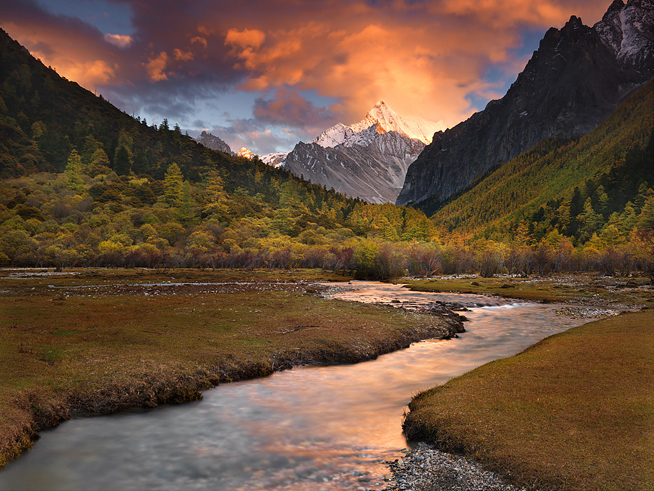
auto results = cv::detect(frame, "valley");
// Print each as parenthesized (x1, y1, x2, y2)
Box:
(1, 268, 650, 490)
(0, 0, 653, 489)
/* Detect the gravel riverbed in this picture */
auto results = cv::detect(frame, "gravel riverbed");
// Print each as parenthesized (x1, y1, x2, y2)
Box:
(384, 444, 525, 491)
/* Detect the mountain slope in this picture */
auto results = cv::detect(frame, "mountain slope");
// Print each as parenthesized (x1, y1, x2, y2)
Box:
(285, 129, 425, 203)
(397, 0, 654, 212)
(0, 27, 232, 181)
(433, 80, 653, 242)
(284, 101, 435, 203)
(195, 131, 233, 154)
(0, 27, 312, 195)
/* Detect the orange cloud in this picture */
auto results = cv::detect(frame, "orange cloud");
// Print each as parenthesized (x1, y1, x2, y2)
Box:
(173, 48, 194, 61)
(225, 28, 266, 49)
(220, 0, 610, 128)
(144, 51, 169, 82)
(225, 19, 515, 128)
(104, 33, 133, 48)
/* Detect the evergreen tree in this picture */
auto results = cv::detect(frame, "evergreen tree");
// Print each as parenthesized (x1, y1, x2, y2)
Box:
(636, 191, 654, 230)
(65, 149, 84, 190)
(113, 145, 131, 175)
(88, 148, 111, 176)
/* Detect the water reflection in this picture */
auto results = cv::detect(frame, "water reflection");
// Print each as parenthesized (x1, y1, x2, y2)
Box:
(0, 281, 592, 490)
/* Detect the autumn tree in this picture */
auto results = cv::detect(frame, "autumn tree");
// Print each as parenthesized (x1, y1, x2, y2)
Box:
(65, 149, 84, 190)
(164, 162, 184, 206)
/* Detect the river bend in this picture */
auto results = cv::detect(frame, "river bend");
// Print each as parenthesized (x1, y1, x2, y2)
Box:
(0, 281, 595, 490)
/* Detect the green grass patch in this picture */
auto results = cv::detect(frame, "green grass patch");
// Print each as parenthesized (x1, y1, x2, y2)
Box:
(404, 310, 654, 491)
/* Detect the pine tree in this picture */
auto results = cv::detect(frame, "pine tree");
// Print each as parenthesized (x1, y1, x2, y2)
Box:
(113, 145, 131, 175)
(88, 148, 111, 177)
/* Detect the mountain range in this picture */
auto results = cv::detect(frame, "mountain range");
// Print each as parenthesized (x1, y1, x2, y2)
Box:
(0, 0, 651, 262)
(397, 0, 654, 212)
(281, 101, 439, 203)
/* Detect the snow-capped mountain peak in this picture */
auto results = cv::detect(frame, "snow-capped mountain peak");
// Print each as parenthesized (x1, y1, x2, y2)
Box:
(594, 0, 654, 73)
(313, 100, 442, 149)
(260, 151, 289, 167)
(237, 147, 253, 159)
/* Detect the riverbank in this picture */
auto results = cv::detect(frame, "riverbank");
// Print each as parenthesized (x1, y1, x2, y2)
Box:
(0, 268, 465, 469)
(400, 309, 654, 491)
(401, 273, 653, 309)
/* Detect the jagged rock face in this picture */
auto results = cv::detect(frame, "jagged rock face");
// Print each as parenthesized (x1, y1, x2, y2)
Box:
(260, 151, 289, 167)
(284, 129, 425, 203)
(283, 100, 437, 203)
(397, 0, 654, 210)
(195, 131, 233, 154)
(595, 0, 654, 74)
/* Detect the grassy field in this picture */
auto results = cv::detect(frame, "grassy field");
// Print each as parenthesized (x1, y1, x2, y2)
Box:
(401, 273, 654, 308)
(404, 310, 654, 491)
(0, 267, 461, 468)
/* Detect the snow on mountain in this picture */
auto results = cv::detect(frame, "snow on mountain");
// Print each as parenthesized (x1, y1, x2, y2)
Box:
(260, 151, 289, 167)
(237, 147, 253, 159)
(280, 100, 443, 202)
(595, 0, 654, 74)
(313, 101, 442, 149)
(285, 131, 425, 203)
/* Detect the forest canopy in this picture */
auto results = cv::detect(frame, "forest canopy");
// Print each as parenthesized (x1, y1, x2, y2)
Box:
(0, 29, 652, 279)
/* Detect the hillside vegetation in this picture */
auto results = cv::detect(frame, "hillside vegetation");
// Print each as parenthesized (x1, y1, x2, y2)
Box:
(0, 28, 652, 278)
(434, 82, 654, 248)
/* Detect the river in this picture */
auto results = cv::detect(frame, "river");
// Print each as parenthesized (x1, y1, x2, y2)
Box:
(0, 281, 597, 490)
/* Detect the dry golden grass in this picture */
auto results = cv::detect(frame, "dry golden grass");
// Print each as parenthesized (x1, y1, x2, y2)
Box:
(0, 268, 456, 467)
(404, 310, 654, 491)
(403, 273, 654, 308)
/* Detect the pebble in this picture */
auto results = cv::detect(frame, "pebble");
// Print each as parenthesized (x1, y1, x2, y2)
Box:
(383, 443, 525, 491)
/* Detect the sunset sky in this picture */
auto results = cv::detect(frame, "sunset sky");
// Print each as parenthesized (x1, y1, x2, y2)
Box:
(0, 0, 609, 155)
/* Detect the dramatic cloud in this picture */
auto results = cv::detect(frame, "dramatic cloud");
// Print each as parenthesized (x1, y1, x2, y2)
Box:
(144, 51, 170, 82)
(0, 0, 611, 153)
(253, 87, 334, 128)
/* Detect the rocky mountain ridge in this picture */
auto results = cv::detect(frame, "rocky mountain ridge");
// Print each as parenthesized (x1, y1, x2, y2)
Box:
(195, 131, 233, 155)
(285, 128, 425, 203)
(282, 101, 433, 203)
(396, 0, 654, 211)
(313, 100, 441, 147)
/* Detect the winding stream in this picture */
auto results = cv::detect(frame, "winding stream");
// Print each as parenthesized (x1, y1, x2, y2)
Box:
(0, 281, 598, 490)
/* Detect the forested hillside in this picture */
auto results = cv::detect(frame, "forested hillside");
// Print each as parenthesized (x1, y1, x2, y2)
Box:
(0, 27, 652, 279)
(0, 27, 298, 187)
(0, 28, 440, 276)
(433, 81, 654, 248)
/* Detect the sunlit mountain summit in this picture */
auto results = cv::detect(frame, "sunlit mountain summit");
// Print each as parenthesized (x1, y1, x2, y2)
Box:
(276, 101, 442, 203)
